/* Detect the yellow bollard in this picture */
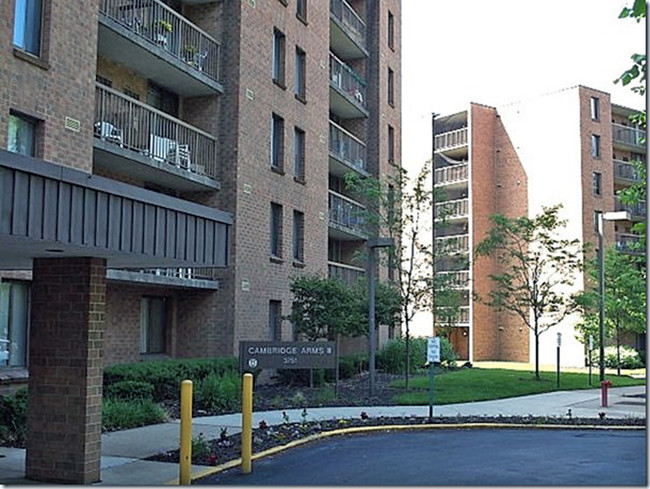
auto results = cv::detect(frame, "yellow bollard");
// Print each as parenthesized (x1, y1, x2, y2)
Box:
(241, 373, 253, 474)
(179, 380, 193, 485)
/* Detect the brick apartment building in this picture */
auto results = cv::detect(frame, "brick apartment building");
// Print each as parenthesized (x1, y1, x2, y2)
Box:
(431, 85, 646, 367)
(0, 0, 400, 483)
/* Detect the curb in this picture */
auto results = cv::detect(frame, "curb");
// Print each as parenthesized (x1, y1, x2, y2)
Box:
(169, 422, 646, 484)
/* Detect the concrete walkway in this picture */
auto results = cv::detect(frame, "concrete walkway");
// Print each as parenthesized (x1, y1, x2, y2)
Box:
(0, 385, 645, 486)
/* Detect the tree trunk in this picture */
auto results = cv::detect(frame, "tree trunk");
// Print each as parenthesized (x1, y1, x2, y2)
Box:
(616, 323, 621, 377)
(405, 320, 410, 390)
(534, 320, 540, 380)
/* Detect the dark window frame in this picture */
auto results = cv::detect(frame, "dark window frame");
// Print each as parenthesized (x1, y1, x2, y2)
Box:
(293, 210, 305, 262)
(293, 126, 305, 182)
(271, 113, 285, 171)
(270, 202, 284, 258)
(273, 28, 286, 87)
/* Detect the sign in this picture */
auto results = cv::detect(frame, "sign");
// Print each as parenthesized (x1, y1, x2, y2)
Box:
(427, 337, 441, 363)
(239, 341, 337, 371)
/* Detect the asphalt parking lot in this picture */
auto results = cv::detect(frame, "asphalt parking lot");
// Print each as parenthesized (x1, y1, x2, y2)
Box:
(196, 428, 646, 486)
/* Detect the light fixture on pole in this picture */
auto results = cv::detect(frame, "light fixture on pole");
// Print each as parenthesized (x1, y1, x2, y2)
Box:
(367, 237, 394, 397)
(596, 210, 630, 383)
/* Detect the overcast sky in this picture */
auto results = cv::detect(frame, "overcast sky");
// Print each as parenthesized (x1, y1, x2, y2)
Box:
(401, 0, 646, 171)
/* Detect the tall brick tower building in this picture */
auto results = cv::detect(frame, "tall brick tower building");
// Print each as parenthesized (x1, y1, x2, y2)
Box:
(0, 0, 401, 483)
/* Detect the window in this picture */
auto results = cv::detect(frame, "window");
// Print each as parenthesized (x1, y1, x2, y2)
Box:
(295, 47, 306, 101)
(388, 125, 395, 164)
(0, 281, 29, 368)
(139, 297, 167, 354)
(270, 202, 283, 258)
(272, 28, 286, 86)
(590, 97, 600, 120)
(8, 112, 37, 156)
(293, 127, 305, 181)
(296, 0, 307, 22)
(592, 172, 602, 196)
(293, 210, 305, 262)
(271, 113, 285, 170)
(269, 300, 282, 341)
(591, 134, 601, 158)
(387, 68, 395, 106)
(388, 11, 395, 50)
(13, 0, 42, 56)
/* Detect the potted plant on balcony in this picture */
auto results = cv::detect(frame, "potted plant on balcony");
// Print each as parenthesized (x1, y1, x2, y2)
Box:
(153, 19, 173, 49)
(183, 44, 198, 65)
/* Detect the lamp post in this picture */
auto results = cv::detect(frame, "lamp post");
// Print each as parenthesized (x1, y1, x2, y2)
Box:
(596, 210, 630, 382)
(431, 113, 439, 338)
(367, 237, 394, 397)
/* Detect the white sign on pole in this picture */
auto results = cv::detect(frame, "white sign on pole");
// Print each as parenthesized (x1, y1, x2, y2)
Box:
(427, 337, 441, 363)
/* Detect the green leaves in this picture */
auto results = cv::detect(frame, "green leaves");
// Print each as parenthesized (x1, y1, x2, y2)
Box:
(619, 0, 646, 20)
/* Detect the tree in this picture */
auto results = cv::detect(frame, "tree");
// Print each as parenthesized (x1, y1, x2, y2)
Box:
(474, 205, 584, 379)
(575, 247, 646, 375)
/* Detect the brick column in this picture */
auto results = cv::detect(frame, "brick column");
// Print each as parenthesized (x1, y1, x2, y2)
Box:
(26, 257, 106, 484)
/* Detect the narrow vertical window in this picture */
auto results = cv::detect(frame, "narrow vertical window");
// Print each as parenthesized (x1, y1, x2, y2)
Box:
(296, 0, 307, 22)
(139, 297, 167, 354)
(388, 125, 395, 164)
(388, 68, 395, 106)
(592, 172, 602, 196)
(0, 281, 30, 367)
(590, 97, 600, 120)
(13, 0, 42, 56)
(8, 112, 37, 156)
(295, 47, 306, 101)
(272, 28, 286, 86)
(270, 202, 283, 258)
(388, 11, 395, 50)
(269, 300, 282, 341)
(293, 210, 305, 262)
(293, 127, 305, 181)
(271, 113, 285, 170)
(591, 134, 601, 158)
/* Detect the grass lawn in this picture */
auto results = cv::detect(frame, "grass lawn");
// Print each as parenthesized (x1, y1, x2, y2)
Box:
(390, 368, 646, 405)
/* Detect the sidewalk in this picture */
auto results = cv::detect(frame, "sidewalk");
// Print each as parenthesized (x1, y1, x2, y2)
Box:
(0, 385, 645, 486)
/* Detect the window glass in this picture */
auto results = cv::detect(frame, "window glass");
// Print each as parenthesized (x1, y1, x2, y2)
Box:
(295, 47, 306, 99)
(592, 172, 602, 196)
(388, 11, 394, 49)
(271, 114, 285, 170)
(13, 0, 42, 56)
(140, 297, 167, 354)
(591, 134, 601, 158)
(293, 210, 304, 261)
(269, 300, 282, 340)
(293, 127, 305, 180)
(0, 281, 30, 368)
(270, 203, 283, 257)
(590, 97, 600, 120)
(296, 0, 307, 21)
(388, 68, 395, 106)
(8, 113, 37, 156)
(273, 29, 286, 85)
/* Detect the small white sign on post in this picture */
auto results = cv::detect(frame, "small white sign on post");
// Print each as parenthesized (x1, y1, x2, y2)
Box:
(427, 337, 441, 363)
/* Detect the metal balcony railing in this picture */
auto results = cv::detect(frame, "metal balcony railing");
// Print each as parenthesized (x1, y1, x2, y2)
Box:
(119, 267, 220, 281)
(438, 271, 470, 289)
(328, 261, 365, 286)
(616, 233, 643, 253)
(330, 53, 367, 108)
(435, 234, 470, 254)
(435, 306, 470, 325)
(612, 123, 646, 147)
(614, 196, 647, 219)
(435, 198, 469, 220)
(329, 121, 366, 172)
(100, 0, 220, 81)
(328, 191, 366, 235)
(94, 83, 218, 178)
(330, 0, 366, 47)
(434, 163, 468, 186)
(614, 160, 642, 182)
(434, 128, 468, 152)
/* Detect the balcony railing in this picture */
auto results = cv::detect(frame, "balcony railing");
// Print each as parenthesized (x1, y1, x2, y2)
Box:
(438, 271, 470, 289)
(434, 163, 468, 186)
(100, 0, 220, 81)
(434, 128, 468, 152)
(435, 198, 469, 220)
(612, 123, 646, 147)
(328, 261, 365, 286)
(616, 233, 643, 253)
(94, 83, 218, 179)
(435, 234, 470, 254)
(117, 267, 220, 281)
(329, 191, 366, 235)
(614, 160, 642, 182)
(330, 0, 366, 47)
(330, 53, 366, 108)
(329, 121, 366, 172)
(435, 306, 470, 325)
(614, 196, 647, 219)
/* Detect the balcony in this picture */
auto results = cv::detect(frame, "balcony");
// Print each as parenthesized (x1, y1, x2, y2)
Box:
(616, 233, 644, 254)
(330, 0, 367, 59)
(330, 54, 368, 119)
(614, 196, 647, 220)
(328, 191, 366, 240)
(94, 83, 219, 191)
(435, 234, 469, 254)
(614, 160, 642, 184)
(434, 127, 468, 157)
(435, 198, 469, 221)
(437, 271, 470, 290)
(107, 267, 220, 289)
(328, 261, 365, 287)
(612, 123, 646, 149)
(435, 306, 470, 326)
(329, 121, 368, 177)
(98, 0, 222, 97)
(434, 163, 468, 187)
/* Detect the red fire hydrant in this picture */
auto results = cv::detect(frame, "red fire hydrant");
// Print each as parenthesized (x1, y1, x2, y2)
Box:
(601, 380, 613, 407)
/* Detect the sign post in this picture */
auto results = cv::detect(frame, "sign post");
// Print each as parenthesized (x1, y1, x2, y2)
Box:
(427, 337, 440, 420)
(556, 332, 562, 389)
(588, 335, 593, 387)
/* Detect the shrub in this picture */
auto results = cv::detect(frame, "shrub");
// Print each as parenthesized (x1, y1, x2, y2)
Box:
(0, 388, 27, 445)
(195, 372, 241, 413)
(377, 336, 458, 374)
(102, 398, 167, 432)
(589, 345, 644, 370)
(104, 380, 155, 401)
